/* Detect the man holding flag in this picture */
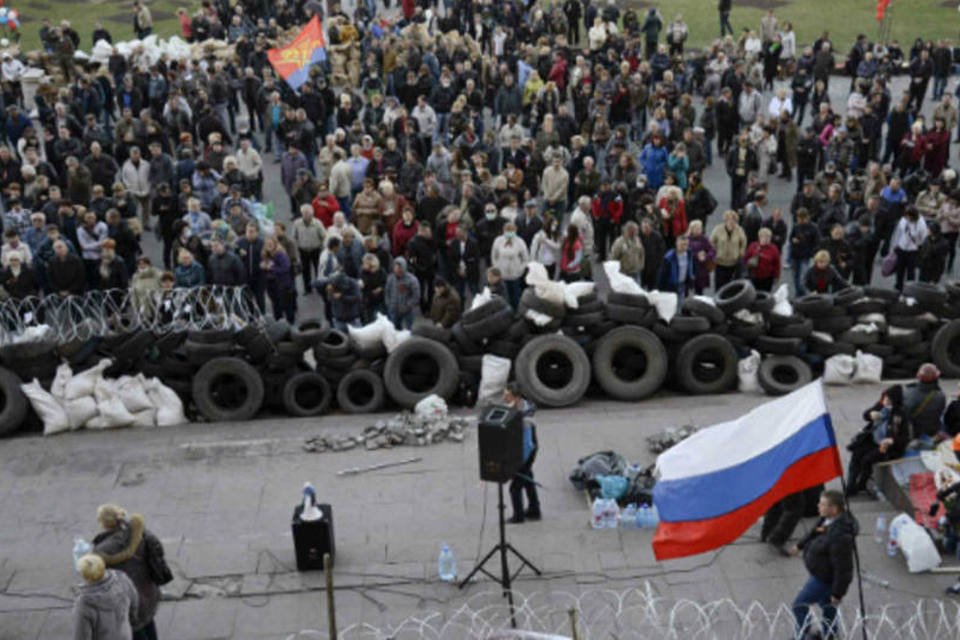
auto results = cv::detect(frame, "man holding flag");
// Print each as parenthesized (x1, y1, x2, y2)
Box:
(651, 380, 859, 639)
(267, 15, 327, 91)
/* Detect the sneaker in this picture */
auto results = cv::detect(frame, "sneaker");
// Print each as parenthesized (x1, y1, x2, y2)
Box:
(945, 582, 960, 595)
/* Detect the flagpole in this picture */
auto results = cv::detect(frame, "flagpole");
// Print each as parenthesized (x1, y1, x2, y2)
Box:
(837, 472, 870, 640)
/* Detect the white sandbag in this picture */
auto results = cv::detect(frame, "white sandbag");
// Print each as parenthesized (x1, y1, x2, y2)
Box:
(524, 308, 554, 327)
(478, 354, 512, 405)
(131, 408, 157, 428)
(648, 290, 678, 322)
(51, 362, 72, 401)
(65, 396, 98, 430)
(470, 286, 492, 310)
(732, 308, 764, 325)
(22, 380, 70, 436)
(566, 281, 595, 299)
(890, 513, 941, 573)
(115, 375, 154, 413)
(526, 262, 566, 307)
(810, 331, 834, 343)
(383, 329, 411, 353)
(738, 350, 761, 393)
(603, 261, 645, 296)
(349, 313, 392, 351)
(823, 354, 856, 385)
(64, 359, 111, 401)
(414, 394, 448, 420)
(145, 378, 188, 426)
(15, 324, 56, 344)
(90, 379, 135, 429)
(771, 283, 793, 316)
(852, 350, 883, 384)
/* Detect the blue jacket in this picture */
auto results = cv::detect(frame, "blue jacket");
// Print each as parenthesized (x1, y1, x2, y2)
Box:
(518, 399, 538, 463)
(658, 248, 695, 293)
(639, 144, 669, 190)
(174, 261, 206, 288)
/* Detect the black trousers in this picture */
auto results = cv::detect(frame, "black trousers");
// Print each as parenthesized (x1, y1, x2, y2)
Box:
(761, 490, 806, 546)
(299, 248, 320, 293)
(848, 441, 886, 492)
(509, 458, 540, 518)
(714, 264, 739, 291)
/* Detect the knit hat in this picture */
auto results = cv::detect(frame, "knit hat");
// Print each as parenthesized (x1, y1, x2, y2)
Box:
(917, 363, 941, 383)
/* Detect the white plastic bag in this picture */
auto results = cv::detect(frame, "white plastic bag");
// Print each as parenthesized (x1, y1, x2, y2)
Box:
(349, 313, 392, 351)
(524, 309, 554, 327)
(22, 380, 70, 436)
(526, 262, 566, 307)
(772, 283, 793, 317)
(145, 378, 188, 426)
(64, 359, 111, 401)
(603, 261, 645, 296)
(565, 281, 596, 302)
(414, 394, 448, 420)
(116, 375, 154, 413)
(823, 354, 856, 385)
(890, 513, 941, 573)
(131, 408, 157, 428)
(14, 324, 56, 344)
(647, 291, 678, 322)
(738, 350, 761, 393)
(65, 396, 98, 430)
(383, 329, 411, 353)
(51, 362, 72, 401)
(852, 350, 883, 384)
(89, 379, 135, 429)
(470, 287, 492, 310)
(478, 355, 512, 405)
(732, 308, 764, 325)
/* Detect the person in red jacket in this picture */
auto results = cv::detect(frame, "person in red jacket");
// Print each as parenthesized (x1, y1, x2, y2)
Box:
(657, 189, 688, 247)
(591, 179, 623, 260)
(391, 206, 419, 257)
(924, 116, 951, 177)
(744, 227, 782, 291)
(548, 52, 568, 93)
(311, 180, 340, 228)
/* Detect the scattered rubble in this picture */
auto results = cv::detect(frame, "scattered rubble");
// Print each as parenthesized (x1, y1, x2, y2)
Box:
(303, 411, 469, 453)
(646, 425, 699, 454)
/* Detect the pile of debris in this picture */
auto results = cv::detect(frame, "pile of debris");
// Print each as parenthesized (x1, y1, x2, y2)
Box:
(303, 408, 468, 453)
(646, 424, 699, 454)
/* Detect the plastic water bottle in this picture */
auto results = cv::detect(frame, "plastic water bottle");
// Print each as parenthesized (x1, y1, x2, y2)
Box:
(591, 497, 606, 530)
(621, 504, 637, 529)
(874, 516, 887, 544)
(73, 537, 91, 569)
(648, 504, 660, 528)
(438, 545, 457, 582)
(603, 499, 621, 529)
(638, 505, 651, 529)
(300, 483, 322, 522)
(887, 522, 899, 557)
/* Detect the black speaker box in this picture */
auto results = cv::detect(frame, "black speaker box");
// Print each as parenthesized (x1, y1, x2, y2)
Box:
(291, 503, 335, 571)
(478, 404, 524, 482)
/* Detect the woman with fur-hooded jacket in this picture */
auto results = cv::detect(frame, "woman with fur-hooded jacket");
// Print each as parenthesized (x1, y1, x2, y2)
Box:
(93, 505, 165, 640)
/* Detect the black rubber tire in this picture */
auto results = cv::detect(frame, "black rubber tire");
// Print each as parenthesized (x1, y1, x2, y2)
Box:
(768, 312, 805, 327)
(748, 290, 775, 314)
(458, 354, 483, 374)
(192, 357, 265, 422)
(607, 303, 655, 325)
(606, 291, 651, 309)
(336, 369, 385, 413)
(754, 335, 804, 355)
(0, 367, 27, 435)
(488, 340, 520, 359)
(353, 341, 388, 361)
(675, 334, 738, 394)
(863, 343, 895, 357)
(768, 318, 813, 338)
(277, 340, 308, 358)
(383, 338, 459, 408)
(887, 300, 922, 316)
(158, 354, 195, 378)
(244, 334, 275, 362)
(714, 279, 757, 314)
(839, 328, 880, 346)
(863, 286, 899, 302)
(237, 324, 264, 346)
(188, 329, 235, 344)
(451, 322, 483, 355)
(947, 281, 960, 302)
(461, 297, 510, 325)
(514, 334, 591, 407)
(571, 299, 604, 315)
(0, 337, 58, 365)
(834, 286, 865, 306)
(463, 305, 516, 341)
(887, 315, 928, 330)
(846, 298, 888, 315)
(184, 340, 234, 365)
(933, 320, 960, 377)
(411, 319, 452, 342)
(282, 372, 333, 417)
(264, 319, 292, 345)
(670, 315, 711, 333)
(729, 322, 765, 341)
(757, 355, 814, 396)
(589, 320, 619, 339)
(794, 294, 835, 317)
(811, 315, 855, 334)
(682, 297, 726, 324)
(154, 331, 186, 354)
(652, 321, 686, 344)
(518, 289, 566, 319)
(313, 329, 350, 359)
(291, 327, 329, 351)
(904, 282, 948, 307)
(809, 339, 857, 357)
(884, 329, 922, 347)
(507, 319, 530, 342)
(591, 326, 667, 401)
(903, 341, 931, 358)
(318, 353, 357, 371)
(576, 292, 599, 306)
(563, 311, 605, 330)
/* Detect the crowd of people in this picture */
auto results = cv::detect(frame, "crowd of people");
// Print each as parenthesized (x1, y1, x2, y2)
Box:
(2, 0, 959, 333)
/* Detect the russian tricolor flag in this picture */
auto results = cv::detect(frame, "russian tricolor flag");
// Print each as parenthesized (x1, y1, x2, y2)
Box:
(653, 381, 843, 561)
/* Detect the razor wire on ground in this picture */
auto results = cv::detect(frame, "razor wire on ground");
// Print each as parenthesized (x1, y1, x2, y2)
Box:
(0, 286, 266, 345)
(284, 586, 960, 640)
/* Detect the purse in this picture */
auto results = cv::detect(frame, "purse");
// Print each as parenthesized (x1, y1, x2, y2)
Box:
(144, 534, 174, 586)
(880, 251, 898, 277)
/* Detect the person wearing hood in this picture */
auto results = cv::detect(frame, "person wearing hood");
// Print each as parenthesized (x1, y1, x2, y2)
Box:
(904, 363, 947, 444)
(788, 490, 858, 640)
(846, 384, 910, 496)
(73, 553, 139, 640)
(503, 382, 541, 524)
(385, 256, 421, 330)
(325, 271, 363, 331)
(92, 504, 167, 640)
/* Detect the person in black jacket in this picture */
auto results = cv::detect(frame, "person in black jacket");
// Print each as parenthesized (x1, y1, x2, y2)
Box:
(446, 224, 480, 303)
(207, 239, 245, 286)
(0, 254, 38, 300)
(47, 240, 86, 295)
(804, 250, 850, 293)
(789, 490, 858, 640)
(846, 384, 910, 496)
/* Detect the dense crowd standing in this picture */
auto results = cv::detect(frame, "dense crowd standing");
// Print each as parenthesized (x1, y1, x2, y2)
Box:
(2, 1, 959, 333)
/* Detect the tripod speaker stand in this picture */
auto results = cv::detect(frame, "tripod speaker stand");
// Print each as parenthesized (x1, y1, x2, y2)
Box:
(458, 480, 542, 628)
